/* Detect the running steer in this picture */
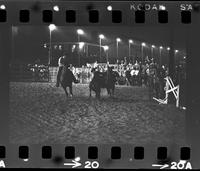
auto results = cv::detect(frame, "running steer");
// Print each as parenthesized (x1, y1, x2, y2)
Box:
(89, 67, 119, 98)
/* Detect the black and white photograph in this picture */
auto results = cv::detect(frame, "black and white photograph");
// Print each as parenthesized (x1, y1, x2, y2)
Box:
(9, 26, 186, 144)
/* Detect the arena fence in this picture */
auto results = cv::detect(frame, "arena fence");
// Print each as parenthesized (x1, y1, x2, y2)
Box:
(9, 64, 93, 84)
(48, 67, 93, 83)
(9, 64, 185, 107)
(49, 67, 58, 82)
(9, 64, 49, 82)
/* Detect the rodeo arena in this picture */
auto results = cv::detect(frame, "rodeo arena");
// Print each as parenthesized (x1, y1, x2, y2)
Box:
(9, 26, 186, 144)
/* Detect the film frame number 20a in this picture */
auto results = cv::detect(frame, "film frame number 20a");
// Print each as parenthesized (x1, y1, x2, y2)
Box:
(0, 0, 200, 169)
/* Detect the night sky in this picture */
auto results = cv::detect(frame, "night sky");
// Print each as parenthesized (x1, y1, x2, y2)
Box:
(12, 25, 187, 65)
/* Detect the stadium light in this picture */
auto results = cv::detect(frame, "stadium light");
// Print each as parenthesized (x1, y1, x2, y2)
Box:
(159, 46, 163, 66)
(116, 38, 121, 59)
(99, 34, 105, 39)
(141, 43, 146, 63)
(129, 40, 133, 58)
(53, 5, 59, 11)
(142, 42, 146, 47)
(129, 39, 133, 44)
(116, 38, 121, 42)
(103, 45, 109, 51)
(77, 29, 84, 66)
(48, 24, 56, 31)
(48, 24, 56, 65)
(77, 29, 84, 35)
(99, 34, 105, 62)
(107, 5, 112, 11)
(151, 45, 155, 59)
(0, 4, 6, 10)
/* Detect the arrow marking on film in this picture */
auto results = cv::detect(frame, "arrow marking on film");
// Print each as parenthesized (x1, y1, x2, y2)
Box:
(152, 164, 169, 169)
(64, 160, 82, 168)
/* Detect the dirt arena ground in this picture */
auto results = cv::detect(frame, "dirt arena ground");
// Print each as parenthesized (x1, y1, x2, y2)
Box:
(9, 82, 186, 145)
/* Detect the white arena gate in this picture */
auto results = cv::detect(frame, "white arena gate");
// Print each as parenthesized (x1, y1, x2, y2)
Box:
(153, 76, 185, 109)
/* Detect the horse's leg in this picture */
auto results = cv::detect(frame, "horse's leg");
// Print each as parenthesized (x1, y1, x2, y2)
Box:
(62, 85, 68, 97)
(98, 89, 101, 99)
(69, 85, 73, 97)
(89, 83, 92, 97)
(96, 89, 101, 99)
(107, 87, 111, 96)
(89, 88, 92, 97)
(112, 86, 115, 97)
(109, 88, 112, 97)
(65, 87, 69, 97)
(108, 87, 113, 97)
(95, 91, 98, 98)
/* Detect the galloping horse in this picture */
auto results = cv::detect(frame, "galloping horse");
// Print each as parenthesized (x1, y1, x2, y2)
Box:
(59, 64, 78, 97)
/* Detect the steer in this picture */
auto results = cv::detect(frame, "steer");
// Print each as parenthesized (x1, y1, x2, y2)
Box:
(89, 67, 119, 98)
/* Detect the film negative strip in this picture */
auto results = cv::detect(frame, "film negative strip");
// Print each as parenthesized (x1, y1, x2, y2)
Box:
(0, 0, 200, 169)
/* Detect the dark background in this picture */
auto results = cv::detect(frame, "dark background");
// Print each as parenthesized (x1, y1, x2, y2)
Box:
(11, 26, 187, 66)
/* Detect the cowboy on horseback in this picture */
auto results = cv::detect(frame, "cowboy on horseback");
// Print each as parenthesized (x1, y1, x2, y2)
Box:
(60, 63, 79, 97)
(56, 55, 66, 87)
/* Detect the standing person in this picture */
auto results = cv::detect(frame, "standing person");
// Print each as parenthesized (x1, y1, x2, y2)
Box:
(56, 55, 66, 87)
(124, 57, 127, 66)
(125, 67, 131, 86)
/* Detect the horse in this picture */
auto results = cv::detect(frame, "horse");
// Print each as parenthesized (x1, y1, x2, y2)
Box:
(89, 67, 119, 98)
(59, 65, 78, 97)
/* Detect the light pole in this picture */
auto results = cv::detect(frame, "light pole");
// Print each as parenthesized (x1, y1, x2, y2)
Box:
(77, 29, 84, 42)
(103, 45, 109, 62)
(159, 46, 163, 67)
(99, 34, 105, 63)
(78, 42, 85, 66)
(167, 47, 170, 66)
(77, 29, 84, 66)
(129, 39, 133, 62)
(48, 24, 56, 65)
(116, 38, 121, 59)
(175, 49, 180, 84)
(141, 42, 146, 63)
(151, 45, 155, 59)
(175, 49, 179, 65)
